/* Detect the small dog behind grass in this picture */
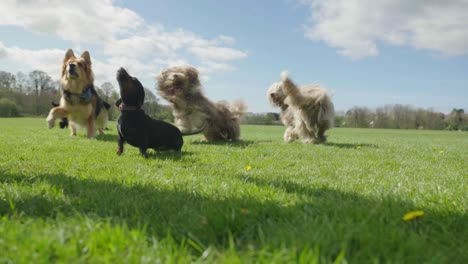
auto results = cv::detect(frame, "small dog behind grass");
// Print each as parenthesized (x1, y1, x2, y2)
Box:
(116, 68, 201, 157)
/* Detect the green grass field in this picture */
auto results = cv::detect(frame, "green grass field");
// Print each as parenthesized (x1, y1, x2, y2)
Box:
(0, 118, 466, 263)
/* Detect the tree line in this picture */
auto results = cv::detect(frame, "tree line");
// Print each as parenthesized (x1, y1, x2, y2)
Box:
(241, 106, 466, 131)
(340, 105, 467, 131)
(1, 69, 466, 131)
(0, 70, 173, 122)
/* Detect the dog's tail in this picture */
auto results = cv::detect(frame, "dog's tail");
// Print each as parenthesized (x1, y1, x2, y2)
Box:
(229, 99, 247, 118)
(180, 121, 207, 136)
(280, 71, 303, 105)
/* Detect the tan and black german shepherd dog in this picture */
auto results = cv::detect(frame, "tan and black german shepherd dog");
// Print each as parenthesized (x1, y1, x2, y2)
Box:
(47, 49, 108, 138)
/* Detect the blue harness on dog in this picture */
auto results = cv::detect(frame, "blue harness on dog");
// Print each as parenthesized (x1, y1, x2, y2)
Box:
(62, 85, 104, 118)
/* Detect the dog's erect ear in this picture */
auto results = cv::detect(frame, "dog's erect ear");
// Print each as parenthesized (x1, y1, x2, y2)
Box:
(81, 51, 92, 65)
(64, 49, 75, 62)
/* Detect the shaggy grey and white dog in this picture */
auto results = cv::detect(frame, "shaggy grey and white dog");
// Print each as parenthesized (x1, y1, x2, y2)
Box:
(157, 66, 246, 142)
(267, 71, 334, 144)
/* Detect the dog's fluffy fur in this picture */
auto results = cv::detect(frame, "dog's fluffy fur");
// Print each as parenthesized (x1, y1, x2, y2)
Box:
(157, 66, 246, 142)
(116, 68, 184, 157)
(47, 49, 108, 138)
(267, 71, 334, 144)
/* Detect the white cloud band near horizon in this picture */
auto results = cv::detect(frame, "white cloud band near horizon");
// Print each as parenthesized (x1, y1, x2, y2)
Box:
(302, 0, 468, 59)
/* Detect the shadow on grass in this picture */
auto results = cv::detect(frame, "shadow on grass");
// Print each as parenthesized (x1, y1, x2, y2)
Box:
(96, 134, 119, 142)
(116, 149, 194, 161)
(0, 172, 466, 262)
(325, 142, 378, 149)
(190, 140, 255, 148)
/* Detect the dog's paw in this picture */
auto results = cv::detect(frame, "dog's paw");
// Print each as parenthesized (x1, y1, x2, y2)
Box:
(117, 146, 123, 155)
(46, 115, 55, 129)
(280, 71, 290, 82)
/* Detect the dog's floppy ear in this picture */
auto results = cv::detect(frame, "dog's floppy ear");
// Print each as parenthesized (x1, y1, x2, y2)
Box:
(185, 66, 199, 84)
(81, 51, 92, 66)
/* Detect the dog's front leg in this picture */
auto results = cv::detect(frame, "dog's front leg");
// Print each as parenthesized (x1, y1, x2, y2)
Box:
(283, 126, 298, 142)
(117, 137, 125, 155)
(86, 115, 96, 139)
(47, 107, 68, 129)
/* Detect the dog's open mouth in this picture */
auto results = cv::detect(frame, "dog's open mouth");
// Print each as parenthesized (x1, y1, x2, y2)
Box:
(167, 86, 182, 95)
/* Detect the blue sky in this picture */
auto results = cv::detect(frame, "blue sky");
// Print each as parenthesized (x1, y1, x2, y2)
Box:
(1, 0, 467, 113)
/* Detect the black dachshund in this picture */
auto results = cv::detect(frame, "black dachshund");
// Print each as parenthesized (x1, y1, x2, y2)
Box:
(116, 68, 202, 157)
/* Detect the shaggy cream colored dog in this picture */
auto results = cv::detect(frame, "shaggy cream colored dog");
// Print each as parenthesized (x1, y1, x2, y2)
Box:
(157, 66, 246, 142)
(267, 71, 334, 144)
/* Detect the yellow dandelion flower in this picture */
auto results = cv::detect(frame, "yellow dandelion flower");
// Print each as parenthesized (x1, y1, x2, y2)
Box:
(245, 165, 252, 171)
(356, 146, 361, 150)
(439, 150, 444, 154)
(240, 208, 249, 214)
(403, 210, 424, 221)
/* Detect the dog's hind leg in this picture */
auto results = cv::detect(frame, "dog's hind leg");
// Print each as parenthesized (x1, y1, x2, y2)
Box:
(297, 121, 318, 144)
(139, 147, 149, 158)
(69, 124, 77, 136)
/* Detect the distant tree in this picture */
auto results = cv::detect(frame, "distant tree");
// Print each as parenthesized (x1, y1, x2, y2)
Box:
(29, 70, 52, 95)
(242, 112, 278, 125)
(374, 107, 390, 128)
(334, 115, 345, 127)
(28, 70, 54, 115)
(100, 82, 115, 102)
(107, 90, 120, 121)
(0, 98, 20, 117)
(446, 108, 465, 130)
(345, 107, 372, 127)
(15, 71, 29, 93)
(0, 71, 16, 90)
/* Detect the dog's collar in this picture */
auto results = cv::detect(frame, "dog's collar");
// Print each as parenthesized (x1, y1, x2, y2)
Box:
(119, 103, 141, 111)
(62, 85, 94, 105)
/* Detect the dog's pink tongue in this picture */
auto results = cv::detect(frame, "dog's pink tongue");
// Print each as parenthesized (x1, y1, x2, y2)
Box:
(169, 86, 180, 94)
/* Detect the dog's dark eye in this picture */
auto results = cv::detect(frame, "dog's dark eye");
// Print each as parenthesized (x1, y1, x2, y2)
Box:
(77, 62, 83, 67)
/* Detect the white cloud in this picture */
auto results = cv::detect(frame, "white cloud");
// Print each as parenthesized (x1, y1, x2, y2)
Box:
(0, 0, 247, 79)
(0, 0, 142, 44)
(189, 46, 248, 61)
(302, 0, 468, 59)
(0, 42, 64, 76)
